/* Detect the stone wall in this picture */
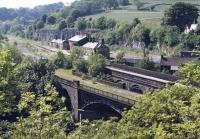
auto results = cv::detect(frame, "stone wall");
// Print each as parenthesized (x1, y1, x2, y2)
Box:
(33, 28, 100, 42)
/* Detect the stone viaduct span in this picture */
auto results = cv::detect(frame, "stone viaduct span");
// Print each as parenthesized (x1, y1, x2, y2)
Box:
(55, 76, 134, 121)
(55, 65, 180, 121)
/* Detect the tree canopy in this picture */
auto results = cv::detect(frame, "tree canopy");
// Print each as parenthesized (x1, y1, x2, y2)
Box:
(162, 2, 199, 31)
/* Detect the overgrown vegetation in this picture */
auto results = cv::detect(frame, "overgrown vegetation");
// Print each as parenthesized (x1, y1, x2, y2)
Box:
(2, 37, 200, 139)
(1, 1, 200, 138)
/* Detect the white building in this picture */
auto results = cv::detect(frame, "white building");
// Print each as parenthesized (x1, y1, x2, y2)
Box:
(184, 24, 198, 34)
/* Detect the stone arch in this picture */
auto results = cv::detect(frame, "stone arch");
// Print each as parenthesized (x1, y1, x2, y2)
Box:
(62, 88, 73, 111)
(130, 84, 143, 93)
(81, 101, 122, 120)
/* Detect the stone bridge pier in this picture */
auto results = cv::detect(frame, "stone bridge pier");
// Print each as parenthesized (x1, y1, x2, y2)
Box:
(55, 77, 133, 121)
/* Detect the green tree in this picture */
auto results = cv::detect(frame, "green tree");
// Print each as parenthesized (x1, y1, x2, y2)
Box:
(178, 62, 200, 82)
(58, 20, 67, 30)
(11, 84, 74, 138)
(75, 17, 87, 31)
(132, 18, 141, 28)
(54, 51, 72, 69)
(136, 58, 156, 71)
(162, 2, 199, 31)
(73, 59, 88, 74)
(133, 0, 145, 10)
(132, 24, 150, 57)
(47, 16, 56, 24)
(18, 59, 55, 94)
(150, 26, 180, 51)
(70, 47, 84, 62)
(104, 0, 119, 9)
(36, 21, 44, 29)
(116, 51, 125, 63)
(0, 48, 19, 137)
(106, 18, 117, 29)
(41, 14, 47, 23)
(95, 17, 107, 30)
(118, 0, 129, 6)
(181, 33, 199, 50)
(88, 54, 106, 77)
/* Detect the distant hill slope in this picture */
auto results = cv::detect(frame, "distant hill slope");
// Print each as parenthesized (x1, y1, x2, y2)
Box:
(85, 0, 200, 24)
(0, 2, 64, 22)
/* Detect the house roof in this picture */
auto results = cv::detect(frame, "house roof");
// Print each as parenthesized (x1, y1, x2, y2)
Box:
(51, 39, 66, 44)
(161, 57, 200, 66)
(68, 35, 87, 42)
(83, 42, 99, 49)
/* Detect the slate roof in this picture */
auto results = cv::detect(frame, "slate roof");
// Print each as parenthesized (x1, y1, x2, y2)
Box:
(161, 57, 200, 66)
(83, 42, 99, 49)
(51, 39, 66, 44)
(68, 35, 87, 42)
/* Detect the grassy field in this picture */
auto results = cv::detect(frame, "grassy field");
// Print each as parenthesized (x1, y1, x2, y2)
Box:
(86, 10, 163, 24)
(85, 0, 200, 24)
(55, 69, 139, 100)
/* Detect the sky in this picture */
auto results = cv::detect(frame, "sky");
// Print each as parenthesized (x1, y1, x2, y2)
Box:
(0, 0, 76, 8)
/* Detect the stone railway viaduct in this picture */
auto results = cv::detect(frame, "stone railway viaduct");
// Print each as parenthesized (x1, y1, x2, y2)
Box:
(55, 65, 180, 121)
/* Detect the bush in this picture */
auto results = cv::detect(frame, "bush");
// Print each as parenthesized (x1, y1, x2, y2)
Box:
(54, 52, 72, 69)
(136, 58, 157, 71)
(88, 54, 106, 77)
(73, 59, 88, 74)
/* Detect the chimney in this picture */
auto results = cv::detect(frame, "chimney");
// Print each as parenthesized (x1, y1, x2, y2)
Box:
(92, 37, 95, 42)
(101, 39, 104, 45)
(161, 55, 164, 60)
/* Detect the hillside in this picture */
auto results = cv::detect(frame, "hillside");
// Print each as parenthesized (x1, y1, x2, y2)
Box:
(0, 2, 64, 22)
(85, 0, 200, 24)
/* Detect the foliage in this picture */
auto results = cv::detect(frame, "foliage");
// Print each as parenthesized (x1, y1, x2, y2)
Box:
(88, 54, 106, 77)
(57, 20, 67, 30)
(70, 47, 84, 62)
(95, 16, 107, 30)
(0, 48, 18, 116)
(46, 16, 56, 25)
(36, 21, 44, 29)
(70, 47, 89, 73)
(73, 59, 88, 74)
(132, 17, 141, 28)
(133, 0, 146, 10)
(75, 17, 87, 31)
(70, 84, 200, 138)
(116, 50, 125, 63)
(150, 25, 180, 48)
(181, 33, 200, 50)
(18, 59, 55, 94)
(11, 84, 74, 138)
(136, 58, 157, 71)
(162, 2, 199, 31)
(118, 0, 129, 6)
(178, 62, 200, 82)
(132, 24, 150, 57)
(0, 3, 64, 22)
(103, 0, 119, 9)
(54, 51, 72, 69)
(0, 45, 75, 138)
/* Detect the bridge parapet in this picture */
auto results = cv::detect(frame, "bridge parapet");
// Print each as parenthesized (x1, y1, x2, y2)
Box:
(55, 75, 135, 106)
(79, 84, 135, 106)
(55, 75, 137, 120)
